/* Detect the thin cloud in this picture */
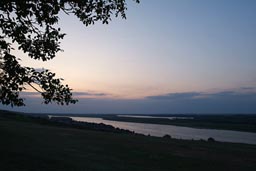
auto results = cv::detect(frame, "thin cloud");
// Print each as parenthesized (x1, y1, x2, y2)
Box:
(240, 87, 255, 90)
(209, 91, 235, 97)
(20, 91, 41, 98)
(207, 91, 256, 99)
(72, 91, 108, 97)
(146, 90, 256, 101)
(147, 92, 201, 100)
(34, 68, 47, 72)
(19, 91, 108, 98)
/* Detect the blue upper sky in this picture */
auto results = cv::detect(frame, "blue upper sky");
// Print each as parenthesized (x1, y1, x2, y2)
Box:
(1, 0, 256, 113)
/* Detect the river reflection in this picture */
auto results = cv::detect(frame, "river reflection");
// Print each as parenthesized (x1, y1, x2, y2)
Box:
(117, 115, 194, 120)
(70, 116, 256, 145)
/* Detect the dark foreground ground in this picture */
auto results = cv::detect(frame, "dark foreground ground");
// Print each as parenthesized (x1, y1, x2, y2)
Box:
(1, 110, 256, 171)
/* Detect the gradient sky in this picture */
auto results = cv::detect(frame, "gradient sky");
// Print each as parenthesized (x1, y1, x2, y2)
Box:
(1, 0, 256, 113)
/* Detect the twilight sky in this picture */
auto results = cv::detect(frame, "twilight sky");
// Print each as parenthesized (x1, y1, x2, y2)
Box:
(1, 0, 256, 114)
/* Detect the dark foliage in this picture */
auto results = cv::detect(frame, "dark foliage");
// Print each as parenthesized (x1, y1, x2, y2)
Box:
(163, 134, 172, 139)
(208, 137, 215, 142)
(0, 0, 139, 106)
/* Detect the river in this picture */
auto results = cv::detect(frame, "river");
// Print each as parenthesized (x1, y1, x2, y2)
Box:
(68, 116, 256, 145)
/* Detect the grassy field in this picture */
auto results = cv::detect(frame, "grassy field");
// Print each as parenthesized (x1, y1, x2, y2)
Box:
(1, 110, 256, 171)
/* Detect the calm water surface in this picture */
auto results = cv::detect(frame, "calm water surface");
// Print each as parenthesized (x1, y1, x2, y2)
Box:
(117, 115, 194, 120)
(70, 116, 256, 145)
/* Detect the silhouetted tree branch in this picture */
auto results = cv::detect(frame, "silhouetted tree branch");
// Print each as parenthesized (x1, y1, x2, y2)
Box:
(0, 0, 139, 106)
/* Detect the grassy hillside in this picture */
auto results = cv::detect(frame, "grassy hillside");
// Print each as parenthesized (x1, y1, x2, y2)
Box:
(1, 110, 256, 171)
